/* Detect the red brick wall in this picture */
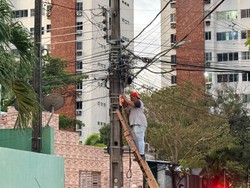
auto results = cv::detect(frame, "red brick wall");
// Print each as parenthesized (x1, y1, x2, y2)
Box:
(50, 0, 76, 119)
(176, 0, 205, 86)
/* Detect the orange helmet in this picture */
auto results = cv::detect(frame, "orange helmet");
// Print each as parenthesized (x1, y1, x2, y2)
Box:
(130, 91, 140, 99)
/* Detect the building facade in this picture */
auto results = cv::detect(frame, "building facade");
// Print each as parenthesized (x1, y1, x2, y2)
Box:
(161, 0, 205, 88)
(161, 0, 250, 103)
(10, 0, 134, 142)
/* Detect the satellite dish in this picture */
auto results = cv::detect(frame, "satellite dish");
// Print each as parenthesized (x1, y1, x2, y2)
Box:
(43, 93, 65, 112)
(43, 93, 65, 126)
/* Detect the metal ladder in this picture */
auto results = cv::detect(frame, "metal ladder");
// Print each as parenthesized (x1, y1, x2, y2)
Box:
(116, 109, 159, 188)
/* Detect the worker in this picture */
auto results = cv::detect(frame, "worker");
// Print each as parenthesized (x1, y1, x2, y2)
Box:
(179, 184, 184, 188)
(122, 91, 147, 160)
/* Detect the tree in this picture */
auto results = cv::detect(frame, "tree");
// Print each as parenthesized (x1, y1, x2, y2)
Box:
(143, 84, 233, 167)
(0, 0, 39, 128)
(84, 133, 106, 147)
(99, 124, 110, 146)
(143, 83, 250, 186)
(42, 55, 87, 96)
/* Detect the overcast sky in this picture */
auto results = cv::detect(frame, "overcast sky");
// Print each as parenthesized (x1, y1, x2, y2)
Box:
(134, 0, 161, 57)
(133, 0, 162, 90)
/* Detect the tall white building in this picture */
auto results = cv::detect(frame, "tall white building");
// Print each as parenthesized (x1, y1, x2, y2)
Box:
(10, 0, 134, 142)
(204, 0, 250, 102)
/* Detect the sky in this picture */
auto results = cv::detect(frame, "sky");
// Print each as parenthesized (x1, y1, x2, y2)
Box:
(134, 0, 161, 57)
(133, 0, 162, 90)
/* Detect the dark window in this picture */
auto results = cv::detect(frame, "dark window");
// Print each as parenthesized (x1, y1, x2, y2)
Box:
(76, 101, 83, 109)
(205, 32, 211, 40)
(46, 24, 51, 32)
(77, 22, 83, 31)
(171, 75, 177, 84)
(171, 55, 176, 64)
(76, 61, 83, 69)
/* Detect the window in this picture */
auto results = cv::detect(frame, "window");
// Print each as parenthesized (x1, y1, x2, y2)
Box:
(76, 101, 83, 109)
(242, 94, 250, 103)
(204, 0, 210, 4)
(76, 51, 83, 56)
(79, 171, 101, 188)
(170, 34, 176, 44)
(228, 52, 238, 61)
(241, 9, 250, 18)
(205, 31, 211, 40)
(205, 52, 212, 61)
(242, 51, 250, 60)
(241, 30, 250, 39)
(46, 24, 51, 32)
(217, 31, 238, 41)
(217, 52, 238, 62)
(76, 2, 83, 11)
(30, 28, 34, 35)
(76, 61, 83, 69)
(41, 27, 44, 35)
(170, 13, 176, 22)
(217, 74, 238, 83)
(171, 75, 177, 84)
(77, 82, 82, 89)
(30, 9, 35, 16)
(217, 10, 238, 20)
(76, 42, 83, 50)
(171, 55, 176, 63)
(12, 9, 28, 18)
(77, 22, 83, 31)
(242, 72, 250, 81)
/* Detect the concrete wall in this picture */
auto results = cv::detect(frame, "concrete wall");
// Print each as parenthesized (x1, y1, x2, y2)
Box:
(0, 147, 64, 188)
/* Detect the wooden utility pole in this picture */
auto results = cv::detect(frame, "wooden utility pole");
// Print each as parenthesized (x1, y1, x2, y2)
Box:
(109, 0, 123, 187)
(33, 0, 43, 152)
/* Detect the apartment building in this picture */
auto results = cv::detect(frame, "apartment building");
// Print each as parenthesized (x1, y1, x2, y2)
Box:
(10, 0, 134, 142)
(161, 0, 250, 104)
(161, 0, 205, 87)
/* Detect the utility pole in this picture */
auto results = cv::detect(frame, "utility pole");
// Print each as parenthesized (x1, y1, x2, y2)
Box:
(33, 0, 43, 152)
(109, 0, 123, 187)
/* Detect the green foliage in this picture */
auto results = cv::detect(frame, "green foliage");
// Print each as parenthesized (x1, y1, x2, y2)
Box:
(99, 124, 110, 145)
(0, 0, 39, 128)
(59, 115, 84, 129)
(84, 133, 106, 147)
(143, 83, 250, 185)
(42, 55, 87, 95)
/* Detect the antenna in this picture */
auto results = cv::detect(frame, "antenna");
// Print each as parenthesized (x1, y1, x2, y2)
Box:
(43, 93, 65, 126)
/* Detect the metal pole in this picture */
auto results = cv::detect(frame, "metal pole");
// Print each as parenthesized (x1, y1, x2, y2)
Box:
(33, 0, 42, 152)
(109, 0, 123, 187)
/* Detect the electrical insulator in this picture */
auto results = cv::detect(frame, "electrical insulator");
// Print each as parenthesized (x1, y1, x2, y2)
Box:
(102, 7, 109, 41)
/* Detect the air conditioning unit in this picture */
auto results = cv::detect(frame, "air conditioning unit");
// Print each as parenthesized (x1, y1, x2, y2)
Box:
(204, 0, 211, 4)
(76, 91, 82, 96)
(206, 83, 212, 90)
(76, 71, 82, 75)
(170, 0, 176, 8)
(205, 62, 211, 67)
(171, 22, 176, 29)
(76, 111, 82, 116)
(76, 11, 83, 17)
(205, 20, 211, 26)
(76, 30, 82, 36)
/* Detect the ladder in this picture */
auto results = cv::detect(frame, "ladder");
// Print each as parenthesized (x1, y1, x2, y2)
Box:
(116, 109, 159, 188)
